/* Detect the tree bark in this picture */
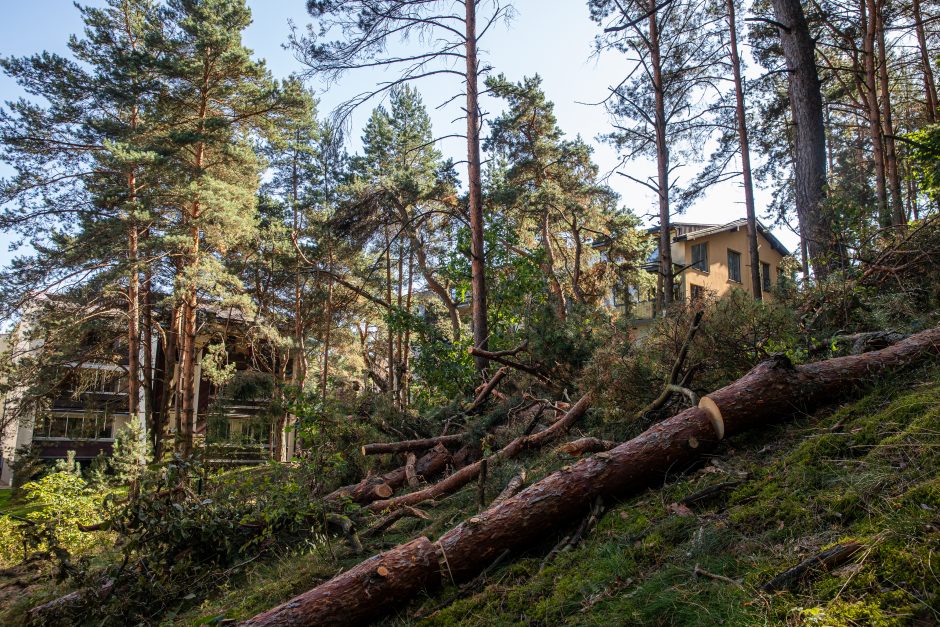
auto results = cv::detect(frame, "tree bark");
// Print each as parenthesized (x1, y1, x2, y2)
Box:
(875, 0, 904, 227)
(361, 434, 466, 456)
(770, 0, 834, 278)
(326, 443, 451, 505)
(650, 0, 674, 308)
(248, 326, 940, 625)
(727, 0, 762, 299)
(242, 537, 441, 627)
(465, 0, 489, 371)
(862, 0, 890, 227)
(913, 0, 938, 123)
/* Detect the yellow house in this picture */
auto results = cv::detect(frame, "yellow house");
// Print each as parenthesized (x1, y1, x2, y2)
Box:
(627, 219, 790, 320)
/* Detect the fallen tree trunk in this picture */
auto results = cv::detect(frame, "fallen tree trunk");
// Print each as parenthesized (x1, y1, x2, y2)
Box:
(326, 443, 450, 505)
(242, 537, 442, 627)
(247, 326, 940, 626)
(365, 393, 593, 513)
(361, 434, 465, 456)
(467, 366, 510, 412)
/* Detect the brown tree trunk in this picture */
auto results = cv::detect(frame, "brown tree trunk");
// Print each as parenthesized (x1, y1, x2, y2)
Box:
(249, 326, 940, 626)
(771, 0, 834, 278)
(465, 0, 489, 371)
(326, 443, 452, 505)
(727, 0, 762, 299)
(242, 538, 441, 627)
(862, 0, 890, 227)
(541, 210, 567, 320)
(361, 434, 466, 456)
(875, 0, 904, 227)
(650, 0, 673, 309)
(913, 0, 938, 123)
(127, 219, 140, 424)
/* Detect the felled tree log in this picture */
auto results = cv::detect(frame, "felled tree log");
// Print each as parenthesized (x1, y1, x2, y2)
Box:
(365, 393, 593, 513)
(361, 434, 466, 456)
(326, 444, 450, 505)
(241, 537, 442, 627)
(248, 326, 940, 626)
(490, 470, 526, 506)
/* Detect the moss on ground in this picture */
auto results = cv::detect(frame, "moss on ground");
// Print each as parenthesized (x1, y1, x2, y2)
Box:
(403, 367, 940, 626)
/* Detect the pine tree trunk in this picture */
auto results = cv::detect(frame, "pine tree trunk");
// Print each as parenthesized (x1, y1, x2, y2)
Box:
(875, 0, 904, 226)
(727, 0, 762, 299)
(770, 0, 833, 278)
(650, 0, 673, 309)
(862, 0, 889, 227)
(465, 0, 489, 370)
(913, 0, 938, 122)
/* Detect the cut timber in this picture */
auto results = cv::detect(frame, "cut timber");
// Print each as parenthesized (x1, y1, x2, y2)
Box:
(362, 506, 431, 538)
(327, 443, 450, 504)
(241, 537, 441, 627)
(557, 437, 617, 457)
(361, 433, 465, 456)
(366, 393, 593, 513)
(249, 327, 940, 626)
(701, 325, 940, 440)
(405, 453, 419, 488)
(762, 541, 863, 592)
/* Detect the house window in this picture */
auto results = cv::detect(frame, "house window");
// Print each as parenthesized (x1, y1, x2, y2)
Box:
(728, 250, 742, 283)
(691, 243, 708, 272)
(34, 412, 114, 440)
(690, 284, 704, 302)
(762, 262, 771, 292)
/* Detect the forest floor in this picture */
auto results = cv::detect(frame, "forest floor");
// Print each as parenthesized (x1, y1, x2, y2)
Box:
(175, 364, 940, 626)
(3, 366, 939, 625)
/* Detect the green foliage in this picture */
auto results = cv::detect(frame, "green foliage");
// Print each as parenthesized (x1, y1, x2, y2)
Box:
(0, 471, 103, 568)
(111, 420, 151, 485)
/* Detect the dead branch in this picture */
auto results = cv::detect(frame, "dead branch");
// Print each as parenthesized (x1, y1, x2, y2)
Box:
(761, 541, 862, 592)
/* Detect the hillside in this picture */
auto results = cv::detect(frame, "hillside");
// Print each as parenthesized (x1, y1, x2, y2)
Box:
(156, 365, 940, 626)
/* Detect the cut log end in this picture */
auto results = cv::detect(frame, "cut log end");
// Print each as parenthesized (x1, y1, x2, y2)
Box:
(698, 396, 725, 440)
(373, 484, 394, 499)
(376, 565, 390, 578)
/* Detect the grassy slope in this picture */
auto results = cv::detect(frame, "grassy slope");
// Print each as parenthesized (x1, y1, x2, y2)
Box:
(410, 367, 940, 626)
(181, 366, 940, 626)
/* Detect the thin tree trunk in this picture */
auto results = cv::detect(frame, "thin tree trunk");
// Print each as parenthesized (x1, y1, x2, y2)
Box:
(727, 0, 762, 299)
(127, 211, 140, 424)
(465, 0, 489, 370)
(403, 246, 414, 407)
(913, 0, 938, 123)
(650, 0, 673, 309)
(862, 0, 890, 227)
(874, 0, 904, 227)
(541, 210, 567, 320)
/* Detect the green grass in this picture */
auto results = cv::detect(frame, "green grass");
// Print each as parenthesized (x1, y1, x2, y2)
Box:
(401, 368, 940, 626)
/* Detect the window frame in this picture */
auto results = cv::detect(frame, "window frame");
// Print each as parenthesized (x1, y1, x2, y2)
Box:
(727, 249, 742, 283)
(761, 262, 772, 292)
(690, 242, 709, 272)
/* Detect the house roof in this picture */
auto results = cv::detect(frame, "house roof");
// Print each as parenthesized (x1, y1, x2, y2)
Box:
(674, 219, 790, 257)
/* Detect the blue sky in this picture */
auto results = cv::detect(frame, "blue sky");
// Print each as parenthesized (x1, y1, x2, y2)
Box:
(0, 0, 798, 259)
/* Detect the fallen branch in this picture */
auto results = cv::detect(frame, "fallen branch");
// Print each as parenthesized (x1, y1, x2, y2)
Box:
(468, 345, 548, 380)
(361, 506, 431, 538)
(467, 366, 510, 412)
(246, 327, 940, 626)
(693, 564, 743, 588)
(365, 393, 594, 513)
(490, 470, 526, 506)
(679, 480, 744, 508)
(557, 437, 617, 457)
(761, 541, 863, 592)
(637, 310, 704, 418)
(361, 434, 465, 456)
